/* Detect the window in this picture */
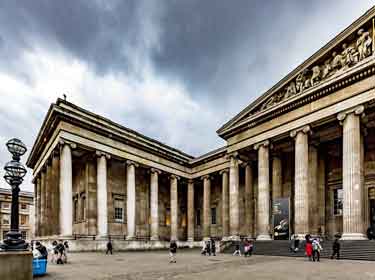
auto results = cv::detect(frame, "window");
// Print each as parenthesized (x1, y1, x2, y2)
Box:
(20, 215, 28, 225)
(2, 203, 10, 209)
(165, 208, 171, 226)
(334, 188, 343, 216)
(114, 199, 124, 222)
(196, 209, 201, 226)
(21, 231, 27, 240)
(21, 204, 27, 210)
(2, 214, 10, 225)
(211, 207, 217, 225)
(81, 194, 86, 221)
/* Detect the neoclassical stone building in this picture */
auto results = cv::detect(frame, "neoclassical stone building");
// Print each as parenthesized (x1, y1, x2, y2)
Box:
(27, 7, 375, 249)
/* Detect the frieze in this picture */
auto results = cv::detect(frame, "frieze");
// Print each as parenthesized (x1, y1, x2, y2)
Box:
(254, 24, 374, 114)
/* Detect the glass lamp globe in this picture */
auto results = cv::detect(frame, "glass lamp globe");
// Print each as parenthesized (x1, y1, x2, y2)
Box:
(6, 138, 27, 160)
(4, 160, 27, 186)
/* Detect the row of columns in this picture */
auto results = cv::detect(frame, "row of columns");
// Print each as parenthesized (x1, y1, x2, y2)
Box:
(35, 105, 367, 240)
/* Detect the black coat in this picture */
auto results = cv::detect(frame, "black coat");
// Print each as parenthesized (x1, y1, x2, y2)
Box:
(170, 243, 177, 253)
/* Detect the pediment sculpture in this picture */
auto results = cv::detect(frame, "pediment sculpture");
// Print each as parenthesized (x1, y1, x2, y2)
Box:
(256, 27, 373, 114)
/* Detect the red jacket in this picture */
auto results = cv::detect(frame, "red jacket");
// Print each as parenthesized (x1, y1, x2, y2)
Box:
(305, 242, 313, 256)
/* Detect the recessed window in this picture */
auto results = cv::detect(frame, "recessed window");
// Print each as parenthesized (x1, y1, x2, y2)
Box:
(21, 204, 27, 210)
(114, 199, 124, 222)
(211, 207, 217, 225)
(20, 215, 28, 225)
(81, 194, 86, 221)
(2, 203, 10, 209)
(334, 188, 343, 216)
(2, 214, 10, 225)
(21, 231, 27, 240)
(165, 208, 171, 226)
(73, 199, 78, 222)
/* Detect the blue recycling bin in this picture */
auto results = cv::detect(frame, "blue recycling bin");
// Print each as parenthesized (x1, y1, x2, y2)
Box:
(32, 258, 47, 276)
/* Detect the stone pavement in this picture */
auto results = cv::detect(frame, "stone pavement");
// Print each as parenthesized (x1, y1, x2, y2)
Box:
(43, 250, 375, 280)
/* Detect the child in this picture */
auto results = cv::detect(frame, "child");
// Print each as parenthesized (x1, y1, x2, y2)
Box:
(305, 240, 313, 261)
(169, 240, 177, 263)
(312, 239, 322, 262)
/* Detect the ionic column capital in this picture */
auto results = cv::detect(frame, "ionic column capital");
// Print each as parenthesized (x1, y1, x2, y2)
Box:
(187, 179, 195, 184)
(337, 105, 365, 125)
(225, 151, 239, 160)
(59, 139, 77, 149)
(290, 125, 312, 138)
(241, 161, 254, 168)
(150, 168, 162, 175)
(254, 140, 270, 150)
(219, 168, 229, 175)
(126, 160, 139, 168)
(201, 174, 212, 181)
(170, 174, 180, 181)
(96, 151, 111, 160)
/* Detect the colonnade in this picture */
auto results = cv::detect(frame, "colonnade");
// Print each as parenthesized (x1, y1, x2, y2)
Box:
(34, 105, 368, 241)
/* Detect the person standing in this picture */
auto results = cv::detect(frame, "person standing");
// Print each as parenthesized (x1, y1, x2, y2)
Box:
(331, 238, 340, 260)
(305, 240, 313, 261)
(169, 240, 177, 263)
(35, 241, 48, 260)
(233, 241, 241, 256)
(56, 240, 65, 265)
(205, 240, 211, 256)
(210, 238, 216, 256)
(106, 239, 113, 255)
(312, 239, 322, 262)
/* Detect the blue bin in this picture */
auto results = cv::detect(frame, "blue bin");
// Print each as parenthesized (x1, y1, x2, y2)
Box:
(33, 258, 47, 276)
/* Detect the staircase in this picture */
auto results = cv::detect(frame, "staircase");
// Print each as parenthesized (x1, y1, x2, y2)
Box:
(221, 240, 375, 261)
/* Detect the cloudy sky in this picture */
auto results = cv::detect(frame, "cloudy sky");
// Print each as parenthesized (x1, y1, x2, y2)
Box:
(0, 0, 374, 191)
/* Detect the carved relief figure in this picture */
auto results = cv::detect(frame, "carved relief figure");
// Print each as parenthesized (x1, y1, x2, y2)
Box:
(295, 71, 306, 93)
(284, 81, 297, 98)
(331, 51, 344, 73)
(356, 29, 372, 61)
(310, 65, 321, 86)
(321, 59, 331, 79)
(341, 43, 357, 67)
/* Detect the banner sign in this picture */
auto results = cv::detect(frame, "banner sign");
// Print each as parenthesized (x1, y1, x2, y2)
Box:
(272, 197, 290, 240)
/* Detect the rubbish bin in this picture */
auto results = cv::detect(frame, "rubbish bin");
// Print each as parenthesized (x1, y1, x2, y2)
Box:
(33, 258, 47, 276)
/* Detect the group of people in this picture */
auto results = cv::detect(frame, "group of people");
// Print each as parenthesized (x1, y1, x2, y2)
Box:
(233, 239, 254, 257)
(201, 237, 217, 256)
(32, 240, 69, 264)
(291, 234, 341, 261)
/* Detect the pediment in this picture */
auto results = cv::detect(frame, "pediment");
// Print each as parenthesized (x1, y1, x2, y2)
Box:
(218, 7, 375, 138)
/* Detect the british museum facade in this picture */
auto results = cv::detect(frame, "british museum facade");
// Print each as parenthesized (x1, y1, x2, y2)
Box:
(27, 7, 375, 250)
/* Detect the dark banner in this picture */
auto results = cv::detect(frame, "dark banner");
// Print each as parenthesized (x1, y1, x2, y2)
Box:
(272, 198, 290, 240)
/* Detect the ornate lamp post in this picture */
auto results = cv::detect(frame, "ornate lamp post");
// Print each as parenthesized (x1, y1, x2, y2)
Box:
(0, 138, 28, 251)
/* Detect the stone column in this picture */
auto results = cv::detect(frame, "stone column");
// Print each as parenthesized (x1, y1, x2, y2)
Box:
(59, 141, 75, 237)
(245, 163, 254, 237)
(254, 140, 271, 240)
(126, 160, 138, 240)
(308, 144, 319, 235)
(187, 180, 195, 242)
(229, 153, 239, 239)
(220, 169, 229, 239)
(40, 168, 46, 237)
(97, 151, 110, 238)
(290, 125, 311, 239)
(150, 168, 161, 241)
(46, 161, 53, 236)
(51, 150, 60, 236)
(337, 105, 366, 240)
(33, 179, 38, 237)
(202, 175, 211, 240)
(272, 155, 282, 200)
(37, 176, 41, 237)
(170, 175, 179, 241)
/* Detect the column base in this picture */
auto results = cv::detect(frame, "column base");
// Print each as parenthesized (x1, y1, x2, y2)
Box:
(340, 233, 367, 240)
(228, 235, 240, 241)
(187, 237, 194, 242)
(126, 236, 136, 241)
(256, 234, 272, 241)
(150, 236, 159, 241)
(95, 235, 109, 241)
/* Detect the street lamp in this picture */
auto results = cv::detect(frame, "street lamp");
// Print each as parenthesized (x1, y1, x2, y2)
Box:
(0, 138, 28, 251)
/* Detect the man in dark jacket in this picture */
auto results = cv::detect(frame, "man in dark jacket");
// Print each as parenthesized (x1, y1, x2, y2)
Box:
(210, 238, 216, 256)
(106, 239, 113, 255)
(35, 241, 48, 260)
(169, 240, 177, 263)
(331, 238, 340, 260)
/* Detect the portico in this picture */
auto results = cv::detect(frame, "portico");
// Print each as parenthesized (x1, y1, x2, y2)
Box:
(27, 7, 375, 250)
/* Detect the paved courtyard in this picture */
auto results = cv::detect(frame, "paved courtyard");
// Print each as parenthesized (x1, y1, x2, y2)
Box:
(41, 250, 375, 280)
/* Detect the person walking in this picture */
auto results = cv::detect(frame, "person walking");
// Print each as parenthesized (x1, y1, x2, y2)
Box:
(169, 240, 177, 263)
(331, 238, 340, 260)
(63, 240, 69, 263)
(312, 238, 322, 262)
(233, 241, 241, 256)
(51, 240, 58, 264)
(210, 238, 216, 256)
(56, 240, 65, 265)
(106, 239, 113, 255)
(244, 239, 253, 257)
(305, 239, 313, 261)
(205, 240, 211, 256)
